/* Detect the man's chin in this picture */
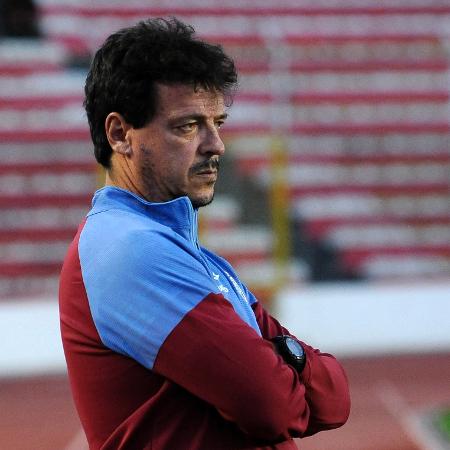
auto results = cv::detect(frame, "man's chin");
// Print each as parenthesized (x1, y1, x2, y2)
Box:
(189, 192, 214, 209)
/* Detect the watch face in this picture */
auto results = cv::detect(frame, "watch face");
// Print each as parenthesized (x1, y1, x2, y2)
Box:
(286, 337, 303, 358)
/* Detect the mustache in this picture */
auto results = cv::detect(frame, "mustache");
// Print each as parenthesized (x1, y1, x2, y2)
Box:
(190, 158, 220, 174)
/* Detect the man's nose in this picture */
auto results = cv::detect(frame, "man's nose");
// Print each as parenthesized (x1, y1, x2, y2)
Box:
(199, 125, 225, 156)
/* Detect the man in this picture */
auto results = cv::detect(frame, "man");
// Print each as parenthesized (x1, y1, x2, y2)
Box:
(59, 18, 350, 450)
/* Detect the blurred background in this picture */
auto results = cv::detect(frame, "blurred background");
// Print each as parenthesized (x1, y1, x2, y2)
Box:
(0, 0, 449, 449)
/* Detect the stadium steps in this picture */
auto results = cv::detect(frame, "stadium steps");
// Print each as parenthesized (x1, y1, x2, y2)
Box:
(0, 39, 93, 298)
(14, 3, 447, 286)
(0, 191, 92, 298)
(222, 20, 450, 279)
(202, 225, 273, 265)
(233, 142, 450, 279)
(2, 1, 450, 297)
(0, 38, 68, 70)
(34, 2, 450, 56)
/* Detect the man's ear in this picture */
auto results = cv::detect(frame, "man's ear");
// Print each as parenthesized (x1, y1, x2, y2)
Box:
(105, 112, 132, 156)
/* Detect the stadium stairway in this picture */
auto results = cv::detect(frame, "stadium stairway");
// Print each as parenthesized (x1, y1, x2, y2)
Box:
(0, 36, 277, 299)
(224, 26, 450, 280)
(0, 39, 95, 298)
(2, 1, 450, 300)
(0, 46, 263, 298)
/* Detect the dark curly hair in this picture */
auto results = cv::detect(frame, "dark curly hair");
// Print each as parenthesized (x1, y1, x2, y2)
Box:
(84, 17, 238, 167)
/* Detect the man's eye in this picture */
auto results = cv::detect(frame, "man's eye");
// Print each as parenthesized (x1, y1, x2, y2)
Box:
(178, 122, 197, 132)
(215, 120, 225, 129)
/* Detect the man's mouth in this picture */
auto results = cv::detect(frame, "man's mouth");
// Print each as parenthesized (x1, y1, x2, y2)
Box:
(191, 159, 220, 176)
(194, 170, 218, 182)
(196, 168, 217, 175)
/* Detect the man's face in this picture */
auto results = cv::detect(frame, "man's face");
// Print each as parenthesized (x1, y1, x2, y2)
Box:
(129, 83, 227, 208)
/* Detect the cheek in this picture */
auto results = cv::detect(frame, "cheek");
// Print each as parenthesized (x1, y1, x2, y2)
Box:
(148, 137, 197, 180)
(164, 157, 192, 183)
(171, 151, 196, 174)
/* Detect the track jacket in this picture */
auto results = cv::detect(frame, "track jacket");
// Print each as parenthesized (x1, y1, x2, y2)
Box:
(59, 186, 350, 449)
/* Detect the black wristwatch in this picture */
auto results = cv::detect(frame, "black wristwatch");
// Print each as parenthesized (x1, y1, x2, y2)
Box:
(271, 335, 307, 374)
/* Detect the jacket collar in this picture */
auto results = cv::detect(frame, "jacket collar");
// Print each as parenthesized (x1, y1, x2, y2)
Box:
(89, 186, 199, 243)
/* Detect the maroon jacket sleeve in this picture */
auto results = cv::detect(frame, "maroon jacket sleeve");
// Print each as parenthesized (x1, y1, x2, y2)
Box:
(153, 293, 350, 443)
(252, 300, 351, 436)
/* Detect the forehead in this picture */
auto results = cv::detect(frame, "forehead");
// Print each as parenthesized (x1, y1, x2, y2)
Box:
(155, 83, 225, 119)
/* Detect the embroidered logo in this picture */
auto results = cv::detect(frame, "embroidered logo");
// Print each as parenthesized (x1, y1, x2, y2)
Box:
(224, 270, 248, 304)
(213, 272, 229, 293)
(218, 284, 229, 294)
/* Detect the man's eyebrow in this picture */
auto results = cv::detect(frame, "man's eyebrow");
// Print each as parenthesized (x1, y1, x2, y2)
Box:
(170, 113, 228, 123)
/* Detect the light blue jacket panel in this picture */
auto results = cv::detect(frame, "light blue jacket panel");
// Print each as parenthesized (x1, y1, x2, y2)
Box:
(78, 187, 261, 369)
